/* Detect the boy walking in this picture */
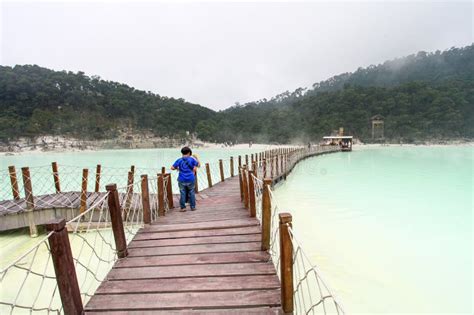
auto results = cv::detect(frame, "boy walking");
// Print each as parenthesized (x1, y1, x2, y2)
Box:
(171, 147, 199, 211)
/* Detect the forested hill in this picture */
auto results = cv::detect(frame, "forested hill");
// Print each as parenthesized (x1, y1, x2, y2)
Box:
(0, 65, 214, 140)
(196, 45, 474, 143)
(1, 44, 473, 144)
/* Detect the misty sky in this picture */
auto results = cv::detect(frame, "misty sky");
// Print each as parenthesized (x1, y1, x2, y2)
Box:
(1, 1, 472, 110)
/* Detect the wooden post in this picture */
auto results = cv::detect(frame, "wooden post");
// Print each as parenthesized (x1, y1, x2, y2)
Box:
(141, 175, 151, 224)
(165, 173, 174, 209)
(80, 168, 88, 213)
(8, 166, 20, 200)
(106, 184, 128, 258)
(158, 174, 165, 216)
(205, 163, 212, 188)
(52, 162, 61, 193)
(238, 155, 242, 168)
(45, 218, 83, 314)
(219, 159, 225, 182)
(261, 179, 272, 251)
(21, 167, 38, 237)
(195, 170, 199, 194)
(95, 164, 101, 193)
(161, 166, 166, 175)
(238, 167, 244, 202)
(270, 157, 274, 178)
(281, 155, 284, 174)
(245, 154, 249, 167)
(124, 171, 134, 221)
(248, 170, 256, 217)
(275, 155, 279, 176)
(242, 166, 249, 209)
(279, 213, 294, 313)
(263, 158, 267, 178)
(230, 157, 234, 177)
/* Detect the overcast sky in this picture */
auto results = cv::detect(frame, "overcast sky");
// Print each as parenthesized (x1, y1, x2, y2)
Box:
(1, 0, 472, 110)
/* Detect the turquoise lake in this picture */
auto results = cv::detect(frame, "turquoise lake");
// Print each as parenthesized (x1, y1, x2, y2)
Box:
(273, 146, 472, 313)
(0, 145, 472, 313)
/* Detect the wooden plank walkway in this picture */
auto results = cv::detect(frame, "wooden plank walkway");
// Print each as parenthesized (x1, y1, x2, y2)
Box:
(84, 176, 283, 314)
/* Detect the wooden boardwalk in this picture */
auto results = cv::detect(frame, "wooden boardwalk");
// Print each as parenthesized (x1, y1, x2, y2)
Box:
(84, 176, 283, 314)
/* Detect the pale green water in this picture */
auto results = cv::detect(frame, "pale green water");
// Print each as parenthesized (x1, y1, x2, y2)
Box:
(1, 146, 472, 314)
(273, 146, 473, 314)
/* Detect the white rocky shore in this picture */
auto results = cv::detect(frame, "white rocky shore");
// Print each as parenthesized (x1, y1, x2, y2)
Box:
(0, 135, 285, 156)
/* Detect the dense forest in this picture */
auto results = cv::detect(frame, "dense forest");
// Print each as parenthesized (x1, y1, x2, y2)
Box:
(0, 45, 473, 143)
(0, 65, 214, 141)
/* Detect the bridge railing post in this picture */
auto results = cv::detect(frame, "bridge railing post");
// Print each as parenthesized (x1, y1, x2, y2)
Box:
(205, 163, 213, 188)
(80, 168, 88, 213)
(219, 159, 225, 182)
(52, 162, 61, 193)
(242, 166, 249, 209)
(45, 218, 84, 315)
(106, 184, 128, 258)
(248, 170, 256, 217)
(195, 169, 199, 194)
(165, 173, 174, 209)
(263, 158, 267, 178)
(158, 174, 165, 216)
(141, 175, 151, 224)
(8, 165, 20, 200)
(95, 164, 101, 192)
(21, 167, 38, 237)
(238, 166, 244, 202)
(279, 213, 294, 313)
(124, 170, 134, 221)
(261, 178, 272, 251)
(230, 156, 234, 177)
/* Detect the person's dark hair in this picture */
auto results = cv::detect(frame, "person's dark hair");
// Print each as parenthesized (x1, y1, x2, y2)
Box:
(181, 146, 192, 155)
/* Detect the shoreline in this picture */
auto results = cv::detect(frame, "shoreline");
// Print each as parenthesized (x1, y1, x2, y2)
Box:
(1, 137, 472, 156)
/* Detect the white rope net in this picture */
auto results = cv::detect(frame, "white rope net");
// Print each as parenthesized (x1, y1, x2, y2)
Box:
(0, 166, 172, 314)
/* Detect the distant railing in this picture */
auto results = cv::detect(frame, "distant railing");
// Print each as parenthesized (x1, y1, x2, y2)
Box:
(242, 146, 345, 314)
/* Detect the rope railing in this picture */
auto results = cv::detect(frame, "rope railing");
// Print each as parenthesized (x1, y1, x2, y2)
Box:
(288, 225, 345, 315)
(0, 173, 166, 314)
(242, 146, 345, 314)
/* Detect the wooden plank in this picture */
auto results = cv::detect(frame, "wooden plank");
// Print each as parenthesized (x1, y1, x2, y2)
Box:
(129, 234, 261, 248)
(85, 289, 281, 311)
(107, 262, 276, 280)
(132, 226, 261, 240)
(143, 218, 258, 233)
(115, 251, 270, 268)
(128, 242, 261, 257)
(85, 307, 283, 314)
(96, 275, 280, 294)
